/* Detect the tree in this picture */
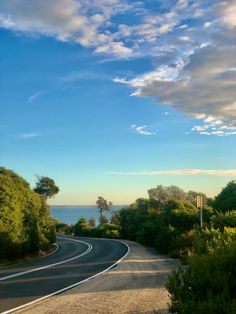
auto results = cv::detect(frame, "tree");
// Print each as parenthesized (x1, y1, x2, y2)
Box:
(34, 176, 59, 199)
(74, 217, 89, 236)
(135, 198, 149, 211)
(96, 196, 112, 224)
(88, 217, 96, 227)
(148, 185, 186, 210)
(213, 181, 236, 213)
(186, 190, 207, 206)
(0, 167, 55, 260)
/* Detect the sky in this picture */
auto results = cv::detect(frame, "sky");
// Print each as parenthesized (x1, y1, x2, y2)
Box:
(0, 0, 236, 205)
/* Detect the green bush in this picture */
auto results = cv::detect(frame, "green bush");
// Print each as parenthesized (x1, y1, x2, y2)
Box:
(213, 181, 236, 213)
(95, 223, 120, 238)
(211, 211, 236, 230)
(166, 243, 236, 314)
(0, 167, 56, 260)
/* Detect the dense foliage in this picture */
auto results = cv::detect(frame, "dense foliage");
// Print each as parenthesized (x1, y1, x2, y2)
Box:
(213, 181, 236, 213)
(0, 167, 56, 260)
(166, 243, 236, 314)
(34, 176, 59, 199)
(56, 182, 236, 313)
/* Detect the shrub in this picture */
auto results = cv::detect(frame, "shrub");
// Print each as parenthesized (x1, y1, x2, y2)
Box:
(0, 167, 56, 260)
(166, 243, 236, 314)
(211, 211, 236, 230)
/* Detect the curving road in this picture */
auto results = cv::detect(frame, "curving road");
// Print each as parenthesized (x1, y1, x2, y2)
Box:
(0, 235, 129, 313)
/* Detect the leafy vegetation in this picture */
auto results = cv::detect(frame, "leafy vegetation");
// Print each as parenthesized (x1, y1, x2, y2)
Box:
(96, 196, 112, 224)
(69, 182, 236, 313)
(166, 243, 236, 314)
(213, 181, 236, 213)
(34, 175, 59, 199)
(0, 167, 56, 260)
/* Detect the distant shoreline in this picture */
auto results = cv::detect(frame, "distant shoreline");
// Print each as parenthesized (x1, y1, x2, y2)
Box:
(49, 205, 128, 208)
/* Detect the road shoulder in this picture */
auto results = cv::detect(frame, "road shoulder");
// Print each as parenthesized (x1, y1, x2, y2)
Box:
(16, 240, 179, 314)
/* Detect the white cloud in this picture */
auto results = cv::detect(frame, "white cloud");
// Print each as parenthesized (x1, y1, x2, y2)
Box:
(178, 36, 190, 42)
(131, 124, 156, 136)
(191, 115, 236, 136)
(219, 0, 236, 28)
(0, 0, 136, 58)
(115, 44, 236, 130)
(1, 1, 235, 129)
(107, 169, 236, 176)
(20, 133, 39, 139)
(0, 0, 216, 60)
(28, 91, 45, 104)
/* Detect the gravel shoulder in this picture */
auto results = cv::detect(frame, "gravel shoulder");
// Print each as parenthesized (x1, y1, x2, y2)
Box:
(16, 240, 179, 314)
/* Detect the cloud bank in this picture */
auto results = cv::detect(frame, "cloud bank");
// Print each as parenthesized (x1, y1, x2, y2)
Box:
(1, 0, 235, 132)
(108, 169, 236, 176)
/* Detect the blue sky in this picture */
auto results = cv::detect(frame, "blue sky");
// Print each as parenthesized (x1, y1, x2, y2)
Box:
(0, 0, 236, 204)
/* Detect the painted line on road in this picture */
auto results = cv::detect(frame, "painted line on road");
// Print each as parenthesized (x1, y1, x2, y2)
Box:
(2, 238, 130, 314)
(0, 243, 59, 271)
(0, 237, 92, 282)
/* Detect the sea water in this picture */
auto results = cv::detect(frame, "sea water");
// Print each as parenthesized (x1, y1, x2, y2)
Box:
(50, 205, 126, 225)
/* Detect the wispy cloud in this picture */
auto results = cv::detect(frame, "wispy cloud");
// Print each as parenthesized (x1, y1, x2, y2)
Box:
(20, 133, 40, 139)
(1, 1, 236, 130)
(107, 169, 236, 176)
(62, 71, 109, 82)
(0, 0, 137, 58)
(131, 124, 156, 136)
(191, 115, 236, 136)
(28, 91, 45, 104)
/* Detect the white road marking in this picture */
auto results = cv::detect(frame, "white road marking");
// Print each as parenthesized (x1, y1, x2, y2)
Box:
(0, 237, 92, 282)
(1, 238, 130, 314)
(0, 243, 59, 271)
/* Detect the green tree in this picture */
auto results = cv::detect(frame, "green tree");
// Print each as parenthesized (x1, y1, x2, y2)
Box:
(96, 196, 112, 224)
(0, 167, 55, 260)
(134, 198, 149, 211)
(213, 181, 236, 213)
(186, 190, 207, 206)
(148, 185, 186, 210)
(34, 176, 59, 199)
(88, 217, 96, 227)
(74, 217, 89, 236)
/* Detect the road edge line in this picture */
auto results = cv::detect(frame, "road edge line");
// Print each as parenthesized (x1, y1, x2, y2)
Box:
(0, 238, 92, 282)
(2, 238, 130, 314)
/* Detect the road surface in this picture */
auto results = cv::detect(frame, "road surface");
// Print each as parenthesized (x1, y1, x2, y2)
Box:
(14, 240, 179, 314)
(0, 236, 128, 313)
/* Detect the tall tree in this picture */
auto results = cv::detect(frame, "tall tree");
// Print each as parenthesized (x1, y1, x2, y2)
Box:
(213, 180, 236, 213)
(34, 176, 59, 199)
(96, 196, 112, 224)
(148, 185, 186, 210)
(0, 167, 55, 260)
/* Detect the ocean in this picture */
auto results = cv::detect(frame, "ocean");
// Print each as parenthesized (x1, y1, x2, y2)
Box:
(49, 205, 126, 225)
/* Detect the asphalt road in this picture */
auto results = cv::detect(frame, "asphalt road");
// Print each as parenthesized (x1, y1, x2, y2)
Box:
(0, 235, 128, 313)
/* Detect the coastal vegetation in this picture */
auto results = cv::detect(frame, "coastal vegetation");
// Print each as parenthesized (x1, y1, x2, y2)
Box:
(60, 181, 236, 313)
(96, 196, 112, 224)
(1, 166, 235, 312)
(34, 175, 59, 199)
(0, 167, 56, 261)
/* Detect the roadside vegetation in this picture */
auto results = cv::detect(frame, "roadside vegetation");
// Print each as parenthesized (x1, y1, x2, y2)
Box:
(56, 181, 236, 314)
(0, 167, 57, 261)
(1, 166, 235, 312)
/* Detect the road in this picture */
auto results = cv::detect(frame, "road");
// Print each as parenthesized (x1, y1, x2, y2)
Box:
(0, 236, 129, 313)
